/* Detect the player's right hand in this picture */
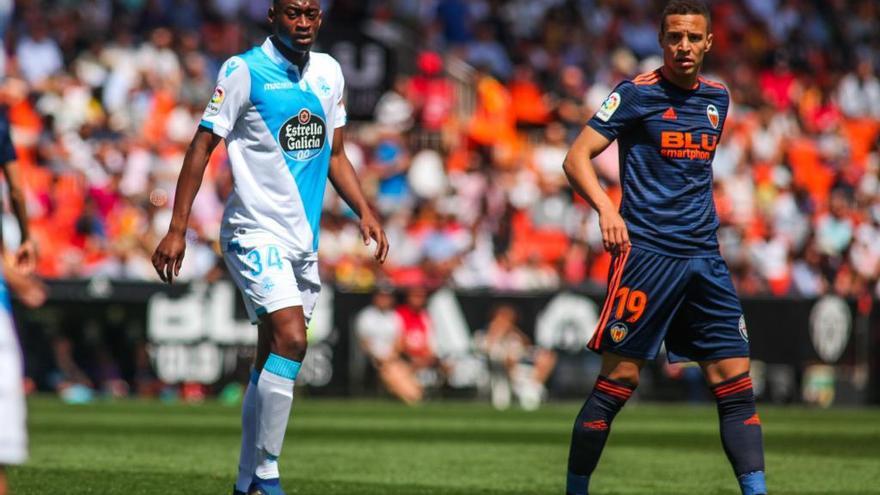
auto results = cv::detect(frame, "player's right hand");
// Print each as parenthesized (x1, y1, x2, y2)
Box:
(152, 232, 186, 284)
(599, 209, 631, 254)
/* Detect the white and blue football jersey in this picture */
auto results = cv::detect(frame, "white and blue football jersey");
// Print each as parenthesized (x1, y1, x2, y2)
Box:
(201, 38, 347, 258)
(0, 270, 26, 465)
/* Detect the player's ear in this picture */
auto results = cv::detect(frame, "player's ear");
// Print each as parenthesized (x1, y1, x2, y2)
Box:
(658, 16, 668, 45)
(705, 32, 713, 53)
(267, 5, 275, 25)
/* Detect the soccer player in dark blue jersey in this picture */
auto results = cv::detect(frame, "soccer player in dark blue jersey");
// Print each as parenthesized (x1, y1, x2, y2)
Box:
(562, 1, 766, 494)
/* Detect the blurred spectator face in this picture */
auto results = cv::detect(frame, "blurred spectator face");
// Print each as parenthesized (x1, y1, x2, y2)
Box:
(560, 65, 584, 96)
(544, 122, 566, 145)
(183, 53, 205, 78)
(491, 305, 517, 329)
(659, 14, 713, 79)
(150, 27, 174, 49)
(29, 22, 49, 41)
(269, 0, 323, 53)
(857, 59, 874, 80)
(373, 290, 395, 310)
(405, 287, 427, 309)
(829, 191, 850, 218)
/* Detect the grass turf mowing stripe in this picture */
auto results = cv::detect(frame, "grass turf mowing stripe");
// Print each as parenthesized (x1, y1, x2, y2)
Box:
(9, 397, 880, 494)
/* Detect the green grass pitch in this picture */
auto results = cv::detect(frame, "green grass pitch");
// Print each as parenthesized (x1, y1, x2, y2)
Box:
(9, 397, 880, 494)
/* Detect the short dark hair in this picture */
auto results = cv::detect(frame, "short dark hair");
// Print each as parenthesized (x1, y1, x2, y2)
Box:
(273, 0, 321, 8)
(660, 0, 711, 34)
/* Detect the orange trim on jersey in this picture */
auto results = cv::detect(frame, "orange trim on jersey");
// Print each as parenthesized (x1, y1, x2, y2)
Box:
(633, 77, 659, 86)
(589, 254, 623, 349)
(632, 69, 661, 86)
(699, 76, 727, 90)
(589, 249, 631, 350)
(633, 69, 660, 80)
(632, 75, 656, 83)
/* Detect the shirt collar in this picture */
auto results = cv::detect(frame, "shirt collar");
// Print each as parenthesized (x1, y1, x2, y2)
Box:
(261, 37, 310, 78)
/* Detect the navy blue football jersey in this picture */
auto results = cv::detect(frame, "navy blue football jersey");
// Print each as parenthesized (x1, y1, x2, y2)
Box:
(0, 109, 16, 164)
(588, 69, 729, 256)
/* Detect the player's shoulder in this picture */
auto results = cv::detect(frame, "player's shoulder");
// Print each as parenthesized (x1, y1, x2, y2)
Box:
(698, 75, 730, 102)
(629, 68, 662, 88)
(218, 51, 255, 83)
(611, 68, 662, 100)
(309, 52, 342, 71)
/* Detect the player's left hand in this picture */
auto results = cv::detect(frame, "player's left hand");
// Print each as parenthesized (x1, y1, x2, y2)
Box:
(15, 239, 37, 274)
(360, 212, 389, 264)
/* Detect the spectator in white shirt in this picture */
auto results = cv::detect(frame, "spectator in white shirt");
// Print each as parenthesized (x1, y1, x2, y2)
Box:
(836, 59, 880, 119)
(16, 23, 63, 86)
(355, 287, 424, 404)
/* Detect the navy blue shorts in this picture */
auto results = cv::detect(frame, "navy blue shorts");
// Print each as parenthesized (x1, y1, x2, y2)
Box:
(587, 246, 750, 363)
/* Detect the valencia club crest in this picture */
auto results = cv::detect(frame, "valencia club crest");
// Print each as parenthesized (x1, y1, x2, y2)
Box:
(707, 104, 720, 129)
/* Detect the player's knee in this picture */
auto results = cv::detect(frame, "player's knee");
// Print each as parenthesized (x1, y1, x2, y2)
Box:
(600, 353, 643, 387)
(272, 325, 308, 361)
(604, 369, 640, 388)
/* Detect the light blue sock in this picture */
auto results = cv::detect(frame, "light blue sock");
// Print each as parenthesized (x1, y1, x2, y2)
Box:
(566, 471, 589, 495)
(738, 471, 767, 495)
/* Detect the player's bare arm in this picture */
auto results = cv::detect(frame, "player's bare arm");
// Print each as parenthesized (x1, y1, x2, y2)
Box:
(151, 128, 222, 284)
(328, 128, 389, 263)
(562, 126, 630, 253)
(2, 256, 45, 309)
(0, 160, 35, 273)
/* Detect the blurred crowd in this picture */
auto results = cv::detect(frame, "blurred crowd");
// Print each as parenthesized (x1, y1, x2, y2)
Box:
(354, 285, 557, 408)
(0, 0, 878, 300)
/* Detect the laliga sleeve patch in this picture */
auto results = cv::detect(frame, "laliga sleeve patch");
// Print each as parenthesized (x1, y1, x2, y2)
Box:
(205, 85, 226, 116)
(595, 92, 621, 122)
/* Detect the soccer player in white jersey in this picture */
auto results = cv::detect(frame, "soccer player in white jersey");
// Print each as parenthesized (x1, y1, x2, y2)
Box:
(0, 272, 24, 495)
(151, 1, 389, 494)
(0, 262, 46, 495)
(0, 93, 45, 495)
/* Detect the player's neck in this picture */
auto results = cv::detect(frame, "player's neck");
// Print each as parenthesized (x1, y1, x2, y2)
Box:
(660, 65, 700, 90)
(270, 35, 310, 73)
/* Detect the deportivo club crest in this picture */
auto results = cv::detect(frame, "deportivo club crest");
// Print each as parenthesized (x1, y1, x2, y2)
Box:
(298, 109, 311, 125)
(707, 104, 720, 129)
(279, 108, 327, 161)
(610, 323, 629, 343)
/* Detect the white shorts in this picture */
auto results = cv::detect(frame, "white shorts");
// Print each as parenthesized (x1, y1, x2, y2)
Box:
(0, 310, 26, 465)
(222, 233, 321, 325)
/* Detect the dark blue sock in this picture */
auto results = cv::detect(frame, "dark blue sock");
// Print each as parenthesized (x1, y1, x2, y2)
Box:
(711, 373, 766, 495)
(566, 376, 635, 495)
